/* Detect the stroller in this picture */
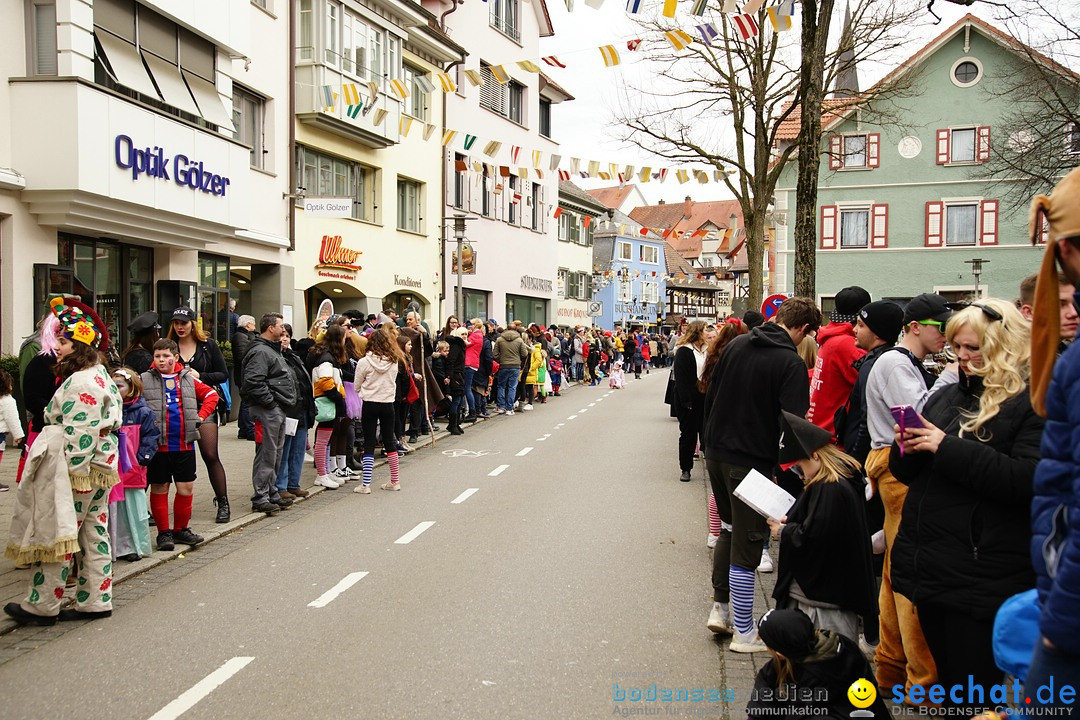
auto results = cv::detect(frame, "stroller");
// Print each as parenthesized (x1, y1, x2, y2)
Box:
(608, 359, 625, 389)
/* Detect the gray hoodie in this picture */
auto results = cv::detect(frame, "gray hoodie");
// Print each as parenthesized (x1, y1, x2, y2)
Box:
(865, 351, 958, 449)
(355, 354, 399, 403)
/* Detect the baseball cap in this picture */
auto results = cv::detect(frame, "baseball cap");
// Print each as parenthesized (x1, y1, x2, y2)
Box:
(833, 286, 872, 323)
(487, 318, 499, 326)
(171, 307, 196, 323)
(902, 293, 953, 325)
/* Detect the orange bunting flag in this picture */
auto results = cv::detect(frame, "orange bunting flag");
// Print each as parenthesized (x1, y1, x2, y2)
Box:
(499, 166, 512, 177)
(767, 6, 793, 31)
(664, 29, 694, 51)
(494, 183, 504, 195)
(583, 216, 592, 228)
(662, 0, 678, 16)
(553, 207, 564, 219)
(455, 160, 468, 172)
(598, 172, 611, 181)
(599, 45, 620, 67)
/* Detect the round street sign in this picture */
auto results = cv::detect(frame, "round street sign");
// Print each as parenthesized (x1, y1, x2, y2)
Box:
(761, 293, 789, 319)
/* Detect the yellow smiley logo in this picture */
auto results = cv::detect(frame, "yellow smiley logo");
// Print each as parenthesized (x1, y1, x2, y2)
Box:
(847, 678, 876, 709)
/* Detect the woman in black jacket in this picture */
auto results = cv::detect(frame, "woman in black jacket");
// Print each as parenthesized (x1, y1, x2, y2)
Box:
(445, 327, 468, 435)
(672, 320, 714, 481)
(890, 299, 1043, 702)
(168, 307, 232, 522)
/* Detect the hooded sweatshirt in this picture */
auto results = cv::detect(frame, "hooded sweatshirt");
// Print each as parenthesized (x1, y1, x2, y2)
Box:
(702, 323, 810, 472)
(493, 329, 528, 368)
(354, 354, 399, 403)
(807, 321, 864, 439)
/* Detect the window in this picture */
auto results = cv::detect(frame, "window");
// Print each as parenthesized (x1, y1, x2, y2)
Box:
(321, 2, 400, 85)
(453, 153, 466, 209)
(937, 126, 990, 164)
(839, 208, 869, 248)
(397, 178, 421, 232)
(954, 61, 979, 84)
(617, 241, 632, 261)
(560, 213, 581, 244)
(298, 0, 314, 60)
(479, 63, 505, 115)
(508, 81, 524, 124)
(325, 3, 339, 65)
(566, 272, 589, 300)
(508, 176, 518, 225)
(539, 98, 551, 137)
(531, 183, 541, 230)
(640, 245, 659, 264)
(829, 133, 879, 170)
(232, 86, 265, 169)
(490, 0, 520, 40)
(482, 166, 492, 217)
(341, 11, 369, 76)
(642, 282, 659, 304)
(28, 0, 57, 75)
(558, 268, 569, 298)
(945, 204, 978, 246)
(298, 146, 372, 221)
(402, 63, 427, 120)
(618, 279, 632, 302)
(951, 128, 976, 163)
(1069, 123, 1080, 155)
(843, 135, 867, 168)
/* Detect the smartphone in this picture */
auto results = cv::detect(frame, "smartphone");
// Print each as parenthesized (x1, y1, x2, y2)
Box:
(890, 405, 925, 431)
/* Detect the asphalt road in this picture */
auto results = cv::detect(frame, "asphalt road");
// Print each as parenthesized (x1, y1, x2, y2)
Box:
(0, 372, 759, 720)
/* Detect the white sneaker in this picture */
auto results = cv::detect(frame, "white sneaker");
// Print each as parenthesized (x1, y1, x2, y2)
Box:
(707, 534, 720, 549)
(729, 628, 768, 653)
(707, 602, 733, 636)
(314, 474, 340, 489)
(353, 485, 371, 494)
(522, 404, 533, 411)
(304, 453, 315, 464)
(758, 548, 774, 573)
(506, 410, 515, 416)
(514, 401, 520, 410)
(496, 408, 506, 415)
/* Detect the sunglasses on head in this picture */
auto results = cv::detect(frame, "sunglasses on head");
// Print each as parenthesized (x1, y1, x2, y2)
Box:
(946, 301, 1003, 322)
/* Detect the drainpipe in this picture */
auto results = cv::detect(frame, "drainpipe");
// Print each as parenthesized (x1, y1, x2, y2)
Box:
(438, 0, 465, 315)
(288, 0, 297, 254)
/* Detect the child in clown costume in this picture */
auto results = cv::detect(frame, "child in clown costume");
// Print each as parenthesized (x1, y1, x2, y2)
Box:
(4, 297, 123, 625)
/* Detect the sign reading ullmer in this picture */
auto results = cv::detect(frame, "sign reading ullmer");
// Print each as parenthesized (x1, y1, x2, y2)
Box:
(520, 275, 553, 293)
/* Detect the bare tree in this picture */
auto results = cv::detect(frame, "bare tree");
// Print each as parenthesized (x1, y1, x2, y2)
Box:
(618, 1, 921, 309)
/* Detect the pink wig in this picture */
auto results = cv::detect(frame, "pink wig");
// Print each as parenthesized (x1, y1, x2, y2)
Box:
(37, 314, 61, 356)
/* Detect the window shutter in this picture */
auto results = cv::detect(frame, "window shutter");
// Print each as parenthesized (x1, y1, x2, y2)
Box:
(925, 201, 944, 246)
(936, 129, 950, 164)
(445, 151, 456, 207)
(540, 183, 548, 233)
(821, 205, 838, 249)
(871, 203, 889, 248)
(977, 126, 991, 162)
(829, 136, 843, 170)
(867, 133, 880, 168)
(468, 171, 483, 214)
(979, 199, 999, 245)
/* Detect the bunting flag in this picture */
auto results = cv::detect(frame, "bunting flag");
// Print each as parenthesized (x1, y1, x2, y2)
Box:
(499, 166, 511, 177)
(598, 172, 611, 180)
(732, 13, 760, 40)
(442, 130, 458, 146)
(662, 0, 678, 17)
(389, 79, 409, 99)
(485, 163, 496, 175)
(361, 100, 374, 117)
(599, 45, 620, 67)
(583, 216, 592, 228)
(558, 170, 570, 180)
(627, 38, 643, 51)
(564, 0, 573, 10)
(550, 154, 562, 170)
(664, 29, 694, 51)
(463, 69, 483, 86)
(690, 0, 709, 14)
(553, 207, 564, 219)
(483, 140, 502, 157)
(571, 158, 581, 174)
(325, 91, 338, 111)
(535, 169, 544, 179)
(321, 85, 335, 107)
(455, 160, 468, 172)
(625, 0, 643, 13)
(696, 170, 709, 183)
(437, 73, 457, 92)
(399, 116, 413, 137)
(511, 145, 522, 164)
(512, 192, 522, 204)
(542, 56, 567, 68)
(638, 167, 652, 182)
(367, 82, 379, 104)
(721, 0, 738, 10)
(489, 65, 510, 83)
(742, 0, 765, 12)
(767, 6, 793, 31)
(347, 104, 362, 119)
(696, 23, 719, 44)
(423, 123, 437, 140)
(676, 169, 690, 184)
(518, 167, 528, 179)
(624, 164, 635, 177)
(472, 161, 483, 173)
(494, 183, 503, 195)
(342, 83, 361, 106)
(516, 60, 542, 73)
(372, 108, 387, 125)
(532, 150, 543, 168)
(415, 75, 436, 94)
(779, 0, 796, 13)
(658, 168, 669, 182)
(588, 160, 600, 177)
(585, 0, 605, 7)
(464, 134, 478, 150)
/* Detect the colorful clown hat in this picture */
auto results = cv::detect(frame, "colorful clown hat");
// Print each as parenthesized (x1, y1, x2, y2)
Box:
(49, 296, 108, 352)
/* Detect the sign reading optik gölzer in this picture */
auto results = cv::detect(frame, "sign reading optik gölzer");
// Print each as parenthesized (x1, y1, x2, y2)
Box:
(114, 134, 230, 197)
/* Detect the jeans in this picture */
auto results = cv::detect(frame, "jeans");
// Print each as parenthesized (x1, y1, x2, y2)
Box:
(449, 393, 464, 417)
(463, 367, 477, 414)
(496, 367, 520, 411)
(573, 361, 584, 381)
(238, 399, 255, 437)
(1026, 637, 1080, 709)
(275, 418, 307, 492)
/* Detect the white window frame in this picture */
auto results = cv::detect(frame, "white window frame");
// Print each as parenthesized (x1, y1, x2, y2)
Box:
(842, 134, 868, 169)
(489, 0, 520, 41)
(616, 241, 632, 261)
(950, 56, 983, 88)
(642, 281, 659, 304)
(618, 279, 632, 302)
(838, 206, 870, 249)
(232, 85, 266, 169)
(508, 81, 524, 125)
(397, 178, 422, 232)
(639, 244, 659, 264)
(943, 200, 979, 247)
(402, 62, 427, 120)
(949, 126, 978, 164)
(297, 146, 372, 222)
(558, 268, 569, 298)
(297, 0, 314, 61)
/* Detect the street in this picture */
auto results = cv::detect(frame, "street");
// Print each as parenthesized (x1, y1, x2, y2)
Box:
(0, 371, 776, 720)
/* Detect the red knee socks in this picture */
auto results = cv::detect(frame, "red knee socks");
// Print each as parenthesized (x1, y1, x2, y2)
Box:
(150, 491, 171, 531)
(173, 494, 193, 530)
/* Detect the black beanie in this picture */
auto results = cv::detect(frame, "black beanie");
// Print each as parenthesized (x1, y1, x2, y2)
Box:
(857, 300, 904, 345)
(743, 310, 765, 329)
(758, 609, 818, 660)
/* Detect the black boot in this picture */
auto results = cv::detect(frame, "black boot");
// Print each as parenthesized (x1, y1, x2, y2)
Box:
(449, 413, 464, 435)
(214, 496, 231, 524)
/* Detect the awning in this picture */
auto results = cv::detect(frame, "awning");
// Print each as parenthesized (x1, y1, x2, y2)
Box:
(142, 52, 201, 116)
(184, 70, 234, 128)
(95, 31, 160, 100)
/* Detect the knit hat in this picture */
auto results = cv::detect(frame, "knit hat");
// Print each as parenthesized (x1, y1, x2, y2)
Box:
(50, 296, 108, 351)
(757, 609, 818, 661)
(742, 310, 765, 329)
(777, 410, 832, 471)
(832, 286, 872, 324)
(857, 300, 904, 345)
(1030, 166, 1080, 417)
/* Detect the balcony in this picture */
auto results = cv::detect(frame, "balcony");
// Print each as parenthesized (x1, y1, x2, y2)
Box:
(294, 64, 401, 148)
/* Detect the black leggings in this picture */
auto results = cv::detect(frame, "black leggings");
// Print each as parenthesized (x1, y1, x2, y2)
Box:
(676, 404, 703, 472)
(195, 422, 228, 498)
(330, 417, 350, 455)
(362, 401, 397, 455)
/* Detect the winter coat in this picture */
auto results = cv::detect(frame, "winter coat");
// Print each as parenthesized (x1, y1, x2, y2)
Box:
(22, 352, 59, 432)
(122, 347, 153, 375)
(807, 322, 864, 439)
(672, 344, 705, 411)
(0, 394, 24, 441)
(702, 324, 810, 473)
(309, 349, 346, 417)
(141, 367, 218, 447)
(525, 344, 544, 384)
(44, 365, 123, 490)
(114, 396, 160, 495)
(231, 328, 257, 383)
(889, 372, 1043, 619)
(447, 335, 467, 394)
(1031, 307, 1080, 653)
(494, 329, 529, 369)
(241, 337, 297, 410)
(836, 344, 893, 466)
(477, 335, 494, 380)
(282, 347, 316, 426)
(465, 328, 483, 369)
(178, 338, 229, 388)
(355, 354, 399, 403)
(400, 326, 443, 409)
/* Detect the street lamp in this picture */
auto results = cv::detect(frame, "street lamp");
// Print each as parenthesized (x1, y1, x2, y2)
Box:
(446, 214, 470, 319)
(965, 258, 988, 299)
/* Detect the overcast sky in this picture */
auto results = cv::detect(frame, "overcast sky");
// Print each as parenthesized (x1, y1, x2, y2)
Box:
(535, 0, 1006, 205)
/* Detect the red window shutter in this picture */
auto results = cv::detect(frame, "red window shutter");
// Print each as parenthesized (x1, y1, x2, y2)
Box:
(925, 201, 944, 246)
(980, 199, 999, 245)
(936, 129, 950, 164)
(829, 136, 843, 170)
(821, 205, 838, 249)
(977, 126, 991, 162)
(871, 204, 889, 248)
(868, 133, 881, 168)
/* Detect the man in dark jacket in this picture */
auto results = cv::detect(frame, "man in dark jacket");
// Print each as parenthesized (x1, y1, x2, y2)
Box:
(701, 297, 821, 653)
(232, 315, 257, 440)
(241, 313, 297, 514)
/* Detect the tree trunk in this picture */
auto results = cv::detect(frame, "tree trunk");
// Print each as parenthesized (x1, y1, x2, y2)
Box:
(793, 0, 836, 299)
(746, 208, 764, 311)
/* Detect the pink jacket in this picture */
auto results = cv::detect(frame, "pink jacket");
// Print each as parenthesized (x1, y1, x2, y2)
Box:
(465, 328, 483, 369)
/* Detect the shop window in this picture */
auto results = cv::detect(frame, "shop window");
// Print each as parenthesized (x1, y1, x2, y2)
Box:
(233, 85, 266, 169)
(198, 254, 231, 346)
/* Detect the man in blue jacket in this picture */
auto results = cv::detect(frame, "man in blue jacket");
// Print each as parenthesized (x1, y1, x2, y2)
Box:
(1028, 167, 1080, 706)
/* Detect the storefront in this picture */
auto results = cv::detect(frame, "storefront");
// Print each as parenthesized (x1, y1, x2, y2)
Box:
(506, 293, 549, 327)
(461, 289, 489, 322)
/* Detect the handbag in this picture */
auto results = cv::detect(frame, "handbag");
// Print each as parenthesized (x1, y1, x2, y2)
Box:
(314, 395, 336, 423)
(214, 379, 232, 412)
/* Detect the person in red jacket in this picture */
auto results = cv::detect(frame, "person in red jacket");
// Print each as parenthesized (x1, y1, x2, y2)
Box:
(807, 286, 871, 441)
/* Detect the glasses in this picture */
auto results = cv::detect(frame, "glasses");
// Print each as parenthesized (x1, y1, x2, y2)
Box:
(917, 320, 944, 329)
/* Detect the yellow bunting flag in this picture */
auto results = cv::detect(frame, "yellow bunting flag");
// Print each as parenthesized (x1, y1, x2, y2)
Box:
(342, 83, 361, 106)
(662, 0, 678, 17)
(664, 30, 694, 51)
(372, 108, 388, 125)
(399, 116, 413, 137)
(598, 172, 611, 180)
(532, 150, 543, 168)
(638, 167, 652, 183)
(442, 130, 458, 146)
(714, 169, 724, 181)
(588, 160, 600, 177)
(767, 6, 793, 31)
(696, 170, 708, 184)
(489, 65, 510, 84)
(389, 79, 409, 99)
(516, 60, 542, 73)
(609, 163, 619, 177)
(519, 167, 528, 179)
(571, 158, 581, 174)
(367, 82, 379, 104)
(438, 73, 457, 92)
(463, 69, 483, 86)
(472, 161, 483, 173)
(483, 140, 502, 157)
(676, 169, 690, 184)
(599, 45, 620, 67)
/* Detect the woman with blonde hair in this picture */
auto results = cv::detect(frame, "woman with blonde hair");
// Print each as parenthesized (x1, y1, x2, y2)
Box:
(890, 298, 1043, 703)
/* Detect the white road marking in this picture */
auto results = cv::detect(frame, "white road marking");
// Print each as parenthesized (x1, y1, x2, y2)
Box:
(579, 408, 588, 413)
(147, 656, 255, 720)
(451, 488, 479, 504)
(308, 571, 369, 608)
(567, 415, 577, 420)
(516, 447, 533, 457)
(556, 423, 564, 427)
(488, 464, 510, 477)
(589, 402, 596, 407)
(395, 521, 436, 544)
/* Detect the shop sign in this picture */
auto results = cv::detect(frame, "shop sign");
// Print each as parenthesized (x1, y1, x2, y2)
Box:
(304, 198, 353, 218)
(394, 275, 422, 289)
(617, 302, 649, 315)
(114, 134, 230, 197)
(520, 275, 553, 293)
(557, 307, 591, 319)
(316, 235, 363, 279)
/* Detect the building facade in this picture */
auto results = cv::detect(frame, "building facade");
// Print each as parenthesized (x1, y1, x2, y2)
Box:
(555, 180, 605, 328)
(592, 210, 667, 330)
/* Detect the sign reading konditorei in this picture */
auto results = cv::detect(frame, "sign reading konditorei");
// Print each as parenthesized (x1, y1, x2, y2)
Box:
(394, 275, 422, 289)
(520, 275, 553, 293)
(114, 134, 231, 197)
(304, 198, 353, 218)
(316, 235, 363, 279)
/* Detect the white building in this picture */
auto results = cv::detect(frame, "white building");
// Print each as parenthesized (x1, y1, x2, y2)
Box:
(555, 180, 606, 327)
(1, 0, 294, 352)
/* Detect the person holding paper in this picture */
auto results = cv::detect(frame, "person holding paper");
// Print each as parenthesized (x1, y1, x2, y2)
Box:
(275, 324, 314, 500)
(767, 411, 877, 643)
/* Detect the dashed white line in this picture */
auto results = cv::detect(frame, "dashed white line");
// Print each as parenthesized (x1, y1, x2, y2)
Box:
(308, 571, 369, 608)
(488, 464, 510, 477)
(148, 656, 255, 720)
(579, 408, 588, 413)
(567, 415, 578, 420)
(516, 447, 533, 457)
(451, 488, 479, 504)
(395, 521, 436, 544)
(589, 402, 596, 407)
